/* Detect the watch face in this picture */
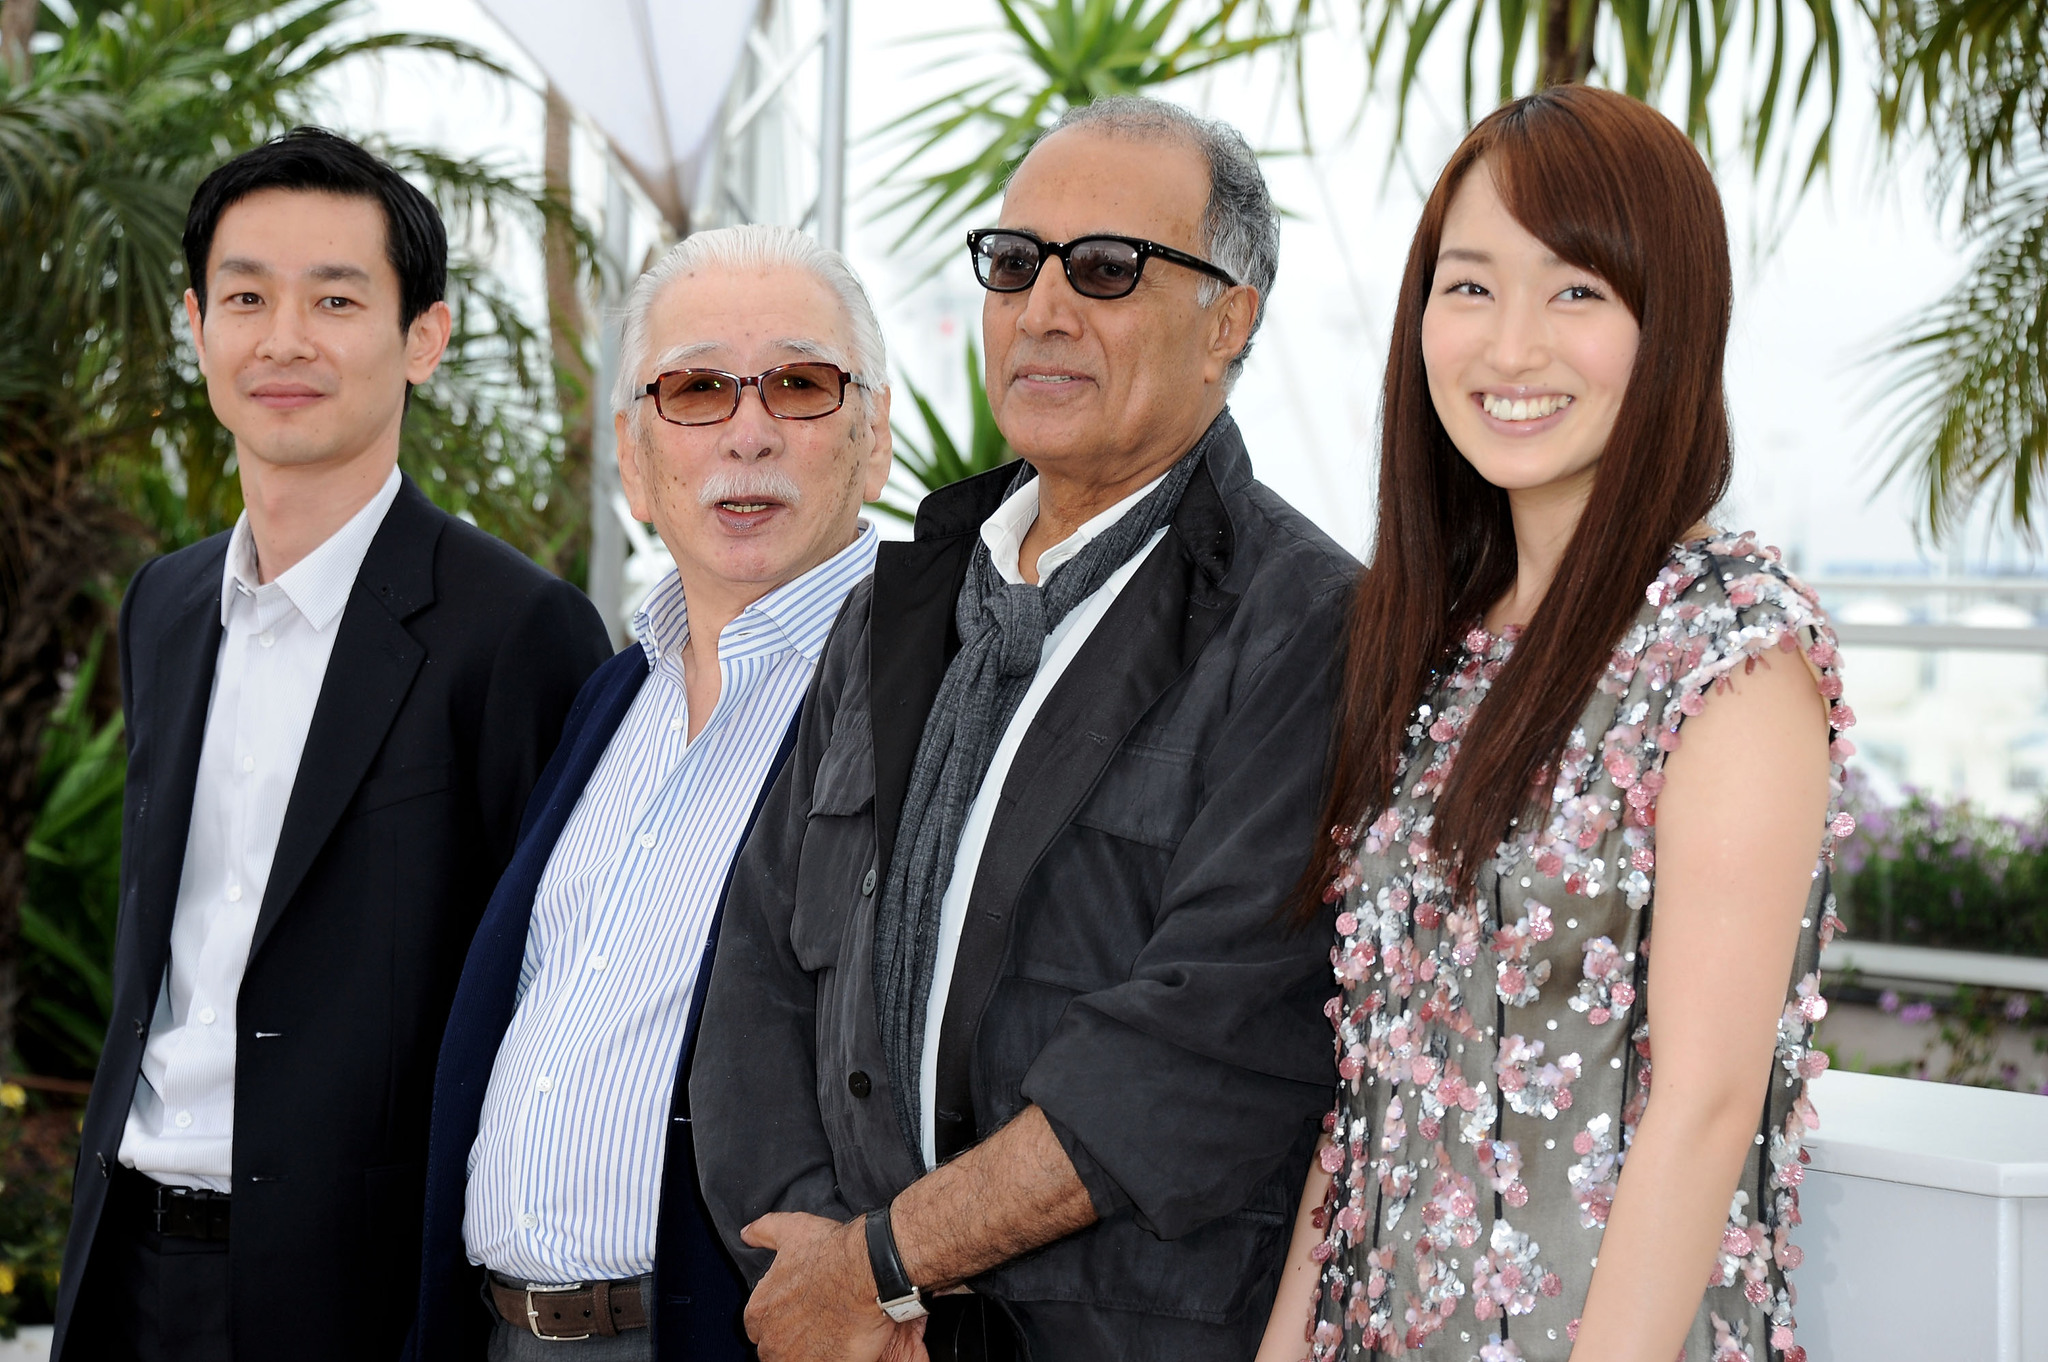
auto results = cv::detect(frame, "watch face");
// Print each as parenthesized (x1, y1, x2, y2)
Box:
(880, 1294, 929, 1324)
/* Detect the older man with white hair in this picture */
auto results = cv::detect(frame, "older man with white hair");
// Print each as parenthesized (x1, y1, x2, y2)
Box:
(406, 223, 892, 1362)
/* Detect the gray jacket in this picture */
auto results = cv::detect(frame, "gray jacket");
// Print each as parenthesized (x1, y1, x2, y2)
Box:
(692, 417, 1357, 1358)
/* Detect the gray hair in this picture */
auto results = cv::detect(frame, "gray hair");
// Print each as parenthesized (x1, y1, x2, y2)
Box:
(1042, 96, 1280, 382)
(609, 223, 888, 429)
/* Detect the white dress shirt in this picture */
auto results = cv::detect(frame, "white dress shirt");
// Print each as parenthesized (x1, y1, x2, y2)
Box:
(119, 466, 403, 1191)
(918, 472, 1168, 1168)
(463, 525, 878, 1283)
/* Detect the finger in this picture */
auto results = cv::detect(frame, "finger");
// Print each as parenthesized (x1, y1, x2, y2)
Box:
(741, 1215, 783, 1250)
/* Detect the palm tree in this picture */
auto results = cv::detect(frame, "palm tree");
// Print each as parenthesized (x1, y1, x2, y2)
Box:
(0, 0, 596, 1074)
(1870, 0, 2048, 538)
(877, 0, 1306, 248)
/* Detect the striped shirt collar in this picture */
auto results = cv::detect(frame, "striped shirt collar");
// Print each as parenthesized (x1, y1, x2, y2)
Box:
(633, 519, 880, 668)
(219, 465, 403, 630)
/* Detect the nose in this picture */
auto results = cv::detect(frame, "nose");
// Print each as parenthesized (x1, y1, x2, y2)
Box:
(1487, 293, 1551, 377)
(1013, 250, 1086, 340)
(721, 382, 785, 463)
(253, 299, 319, 365)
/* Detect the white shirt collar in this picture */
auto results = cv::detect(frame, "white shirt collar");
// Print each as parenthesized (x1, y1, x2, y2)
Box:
(632, 519, 882, 666)
(219, 466, 404, 630)
(980, 469, 1170, 587)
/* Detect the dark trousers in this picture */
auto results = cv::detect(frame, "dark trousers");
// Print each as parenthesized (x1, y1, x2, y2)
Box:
(925, 1296, 1029, 1362)
(65, 1170, 232, 1362)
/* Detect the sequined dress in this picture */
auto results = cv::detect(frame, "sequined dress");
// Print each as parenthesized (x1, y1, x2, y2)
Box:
(1309, 535, 1856, 1362)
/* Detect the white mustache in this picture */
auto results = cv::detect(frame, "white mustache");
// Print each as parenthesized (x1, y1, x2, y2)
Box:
(697, 468, 804, 508)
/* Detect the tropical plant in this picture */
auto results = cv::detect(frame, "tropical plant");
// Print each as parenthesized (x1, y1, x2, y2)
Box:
(875, 0, 1306, 248)
(0, 0, 596, 1072)
(871, 338, 1016, 524)
(1868, 0, 2048, 538)
(18, 635, 124, 1083)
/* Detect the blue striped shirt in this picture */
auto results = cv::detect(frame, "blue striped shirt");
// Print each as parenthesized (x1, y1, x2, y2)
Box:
(463, 523, 878, 1281)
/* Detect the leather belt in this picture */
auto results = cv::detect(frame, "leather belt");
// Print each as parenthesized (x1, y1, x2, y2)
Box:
(489, 1273, 649, 1339)
(115, 1167, 230, 1242)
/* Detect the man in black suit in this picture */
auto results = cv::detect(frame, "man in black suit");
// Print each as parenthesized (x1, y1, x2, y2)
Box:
(52, 127, 613, 1362)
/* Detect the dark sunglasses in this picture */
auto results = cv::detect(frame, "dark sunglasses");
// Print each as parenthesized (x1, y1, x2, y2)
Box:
(636, 361, 865, 427)
(966, 229, 1239, 300)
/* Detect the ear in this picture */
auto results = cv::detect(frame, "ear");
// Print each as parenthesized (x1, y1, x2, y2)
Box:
(616, 411, 655, 523)
(859, 385, 894, 504)
(1203, 284, 1259, 385)
(184, 289, 208, 368)
(404, 300, 455, 385)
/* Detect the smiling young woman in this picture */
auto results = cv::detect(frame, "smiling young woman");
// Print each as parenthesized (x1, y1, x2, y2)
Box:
(1256, 87, 1859, 1362)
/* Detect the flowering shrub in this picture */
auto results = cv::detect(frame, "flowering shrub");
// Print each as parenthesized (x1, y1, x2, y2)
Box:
(1835, 772, 2048, 956)
(0, 1085, 75, 1334)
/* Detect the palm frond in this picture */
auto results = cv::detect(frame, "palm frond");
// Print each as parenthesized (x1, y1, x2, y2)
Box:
(1875, 152, 2048, 540)
(870, 0, 1306, 251)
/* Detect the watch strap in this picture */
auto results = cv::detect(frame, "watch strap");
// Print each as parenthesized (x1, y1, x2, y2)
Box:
(865, 1201, 919, 1307)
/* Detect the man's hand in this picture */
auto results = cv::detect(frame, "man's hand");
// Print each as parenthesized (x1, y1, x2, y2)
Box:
(741, 1211, 927, 1362)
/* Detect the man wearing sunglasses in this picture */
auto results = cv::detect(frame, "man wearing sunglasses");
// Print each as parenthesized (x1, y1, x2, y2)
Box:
(696, 97, 1358, 1361)
(406, 224, 891, 1361)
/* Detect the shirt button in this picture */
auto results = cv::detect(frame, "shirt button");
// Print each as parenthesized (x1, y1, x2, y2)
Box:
(226, 884, 243, 902)
(536, 1075, 554, 1093)
(520, 1213, 538, 1230)
(848, 1070, 872, 1099)
(175, 1111, 193, 1128)
(241, 755, 255, 773)
(669, 716, 684, 733)
(638, 833, 656, 850)
(198, 1008, 216, 1025)
(861, 867, 877, 896)
(259, 630, 276, 648)
(590, 955, 608, 971)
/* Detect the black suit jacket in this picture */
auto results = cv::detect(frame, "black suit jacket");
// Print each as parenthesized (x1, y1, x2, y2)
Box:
(53, 476, 613, 1362)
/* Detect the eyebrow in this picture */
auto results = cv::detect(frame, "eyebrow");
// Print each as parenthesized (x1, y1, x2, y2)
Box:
(1436, 246, 1570, 269)
(211, 258, 375, 287)
(649, 337, 850, 371)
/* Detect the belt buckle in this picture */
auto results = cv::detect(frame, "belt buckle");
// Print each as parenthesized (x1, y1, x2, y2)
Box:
(524, 1283, 592, 1342)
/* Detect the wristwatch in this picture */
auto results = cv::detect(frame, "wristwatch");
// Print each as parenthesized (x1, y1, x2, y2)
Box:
(865, 1201, 928, 1323)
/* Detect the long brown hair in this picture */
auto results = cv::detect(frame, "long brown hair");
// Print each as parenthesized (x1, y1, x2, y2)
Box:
(1301, 85, 1733, 913)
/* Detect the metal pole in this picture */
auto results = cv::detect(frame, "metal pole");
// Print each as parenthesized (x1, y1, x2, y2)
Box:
(817, 0, 850, 251)
(588, 163, 634, 644)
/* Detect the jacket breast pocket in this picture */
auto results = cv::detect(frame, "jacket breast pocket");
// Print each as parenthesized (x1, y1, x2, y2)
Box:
(791, 729, 875, 971)
(345, 758, 454, 819)
(1069, 740, 1200, 848)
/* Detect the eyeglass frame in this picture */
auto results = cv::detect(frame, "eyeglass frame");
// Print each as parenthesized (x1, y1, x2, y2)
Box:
(965, 228, 1240, 299)
(635, 360, 872, 427)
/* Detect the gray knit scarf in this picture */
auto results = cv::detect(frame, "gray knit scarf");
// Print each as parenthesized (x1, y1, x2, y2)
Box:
(872, 415, 1226, 1162)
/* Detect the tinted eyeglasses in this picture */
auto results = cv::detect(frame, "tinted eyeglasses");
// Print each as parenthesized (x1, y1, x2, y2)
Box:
(967, 229, 1239, 300)
(637, 362, 865, 427)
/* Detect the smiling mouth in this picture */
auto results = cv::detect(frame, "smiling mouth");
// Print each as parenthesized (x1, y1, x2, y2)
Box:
(1481, 393, 1573, 422)
(719, 501, 775, 513)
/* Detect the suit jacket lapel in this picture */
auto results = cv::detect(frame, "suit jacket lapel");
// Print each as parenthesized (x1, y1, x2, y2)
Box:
(247, 481, 440, 964)
(129, 545, 230, 1001)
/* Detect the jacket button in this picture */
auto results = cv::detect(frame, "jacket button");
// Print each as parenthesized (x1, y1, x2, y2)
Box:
(861, 867, 877, 896)
(132, 1018, 147, 1041)
(848, 1070, 872, 1099)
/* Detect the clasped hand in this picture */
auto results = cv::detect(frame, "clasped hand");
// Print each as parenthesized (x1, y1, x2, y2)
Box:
(741, 1211, 929, 1362)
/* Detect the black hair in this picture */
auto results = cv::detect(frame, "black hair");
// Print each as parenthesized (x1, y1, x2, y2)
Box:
(183, 126, 448, 332)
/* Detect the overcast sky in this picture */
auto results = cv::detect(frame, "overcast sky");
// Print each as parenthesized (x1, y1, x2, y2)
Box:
(351, 0, 2022, 575)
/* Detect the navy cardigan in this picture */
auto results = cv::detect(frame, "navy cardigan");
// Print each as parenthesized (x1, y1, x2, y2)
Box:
(408, 645, 788, 1359)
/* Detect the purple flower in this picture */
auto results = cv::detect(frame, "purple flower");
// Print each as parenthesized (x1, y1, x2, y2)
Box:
(1899, 1001, 1936, 1025)
(1879, 990, 1901, 1014)
(2004, 995, 2031, 1022)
